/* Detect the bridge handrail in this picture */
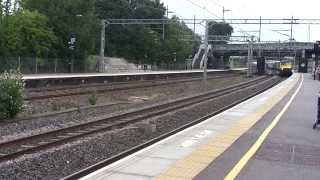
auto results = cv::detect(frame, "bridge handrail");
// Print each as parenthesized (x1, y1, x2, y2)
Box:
(211, 42, 314, 51)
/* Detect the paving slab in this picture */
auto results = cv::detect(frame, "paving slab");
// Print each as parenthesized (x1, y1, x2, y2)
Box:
(115, 157, 175, 177)
(196, 74, 320, 180)
(237, 74, 320, 180)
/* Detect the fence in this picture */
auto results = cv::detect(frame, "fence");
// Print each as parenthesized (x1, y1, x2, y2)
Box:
(0, 57, 86, 74)
(0, 57, 195, 74)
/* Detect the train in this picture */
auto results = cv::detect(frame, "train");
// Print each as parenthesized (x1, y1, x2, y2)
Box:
(265, 60, 293, 77)
(279, 62, 293, 77)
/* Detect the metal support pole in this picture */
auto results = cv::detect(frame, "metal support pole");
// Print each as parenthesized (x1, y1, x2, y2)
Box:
(162, 22, 165, 40)
(290, 16, 293, 41)
(223, 7, 225, 21)
(247, 42, 250, 77)
(222, 7, 230, 22)
(203, 20, 209, 81)
(100, 20, 106, 72)
(278, 40, 281, 61)
(258, 16, 262, 57)
(259, 16, 262, 42)
(308, 24, 311, 42)
(193, 15, 196, 41)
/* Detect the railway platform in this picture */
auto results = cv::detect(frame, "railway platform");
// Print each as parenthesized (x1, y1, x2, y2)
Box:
(78, 73, 319, 180)
(22, 69, 246, 88)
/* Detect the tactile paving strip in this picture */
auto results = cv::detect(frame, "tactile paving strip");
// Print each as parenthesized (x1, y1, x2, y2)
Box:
(255, 142, 320, 166)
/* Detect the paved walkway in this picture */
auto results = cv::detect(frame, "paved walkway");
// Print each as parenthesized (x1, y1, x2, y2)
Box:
(196, 74, 320, 180)
(237, 74, 320, 180)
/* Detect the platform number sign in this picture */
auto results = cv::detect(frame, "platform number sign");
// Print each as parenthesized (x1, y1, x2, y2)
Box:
(68, 34, 76, 50)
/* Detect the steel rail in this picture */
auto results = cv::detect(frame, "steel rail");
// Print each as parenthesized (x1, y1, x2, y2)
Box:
(0, 76, 273, 164)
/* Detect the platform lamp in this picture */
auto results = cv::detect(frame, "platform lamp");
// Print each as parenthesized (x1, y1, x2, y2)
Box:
(68, 14, 83, 73)
(173, 52, 177, 70)
(68, 34, 76, 73)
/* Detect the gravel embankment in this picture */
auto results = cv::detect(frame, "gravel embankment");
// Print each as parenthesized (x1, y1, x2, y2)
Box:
(0, 76, 281, 180)
(0, 75, 247, 143)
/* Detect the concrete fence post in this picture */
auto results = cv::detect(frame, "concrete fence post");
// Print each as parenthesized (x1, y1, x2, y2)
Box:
(54, 58, 58, 73)
(18, 56, 21, 71)
(35, 58, 38, 74)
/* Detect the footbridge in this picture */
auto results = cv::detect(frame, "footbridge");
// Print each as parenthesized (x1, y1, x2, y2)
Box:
(212, 42, 314, 56)
(192, 42, 315, 69)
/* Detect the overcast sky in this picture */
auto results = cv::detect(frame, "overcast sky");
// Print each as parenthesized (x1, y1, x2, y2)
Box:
(161, 0, 320, 42)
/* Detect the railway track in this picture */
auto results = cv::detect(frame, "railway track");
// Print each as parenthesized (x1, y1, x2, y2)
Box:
(63, 76, 282, 180)
(0, 76, 277, 164)
(25, 73, 240, 101)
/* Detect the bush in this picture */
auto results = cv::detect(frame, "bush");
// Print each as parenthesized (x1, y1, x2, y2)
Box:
(88, 92, 98, 105)
(0, 70, 24, 120)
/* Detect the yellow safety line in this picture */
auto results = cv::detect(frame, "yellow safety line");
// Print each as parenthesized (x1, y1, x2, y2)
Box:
(224, 75, 304, 180)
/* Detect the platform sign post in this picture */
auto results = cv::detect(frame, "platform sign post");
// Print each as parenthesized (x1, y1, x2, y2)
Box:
(313, 92, 320, 129)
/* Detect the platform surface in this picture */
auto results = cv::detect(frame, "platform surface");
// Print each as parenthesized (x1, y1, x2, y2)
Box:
(196, 73, 320, 180)
(81, 73, 305, 180)
(22, 69, 246, 80)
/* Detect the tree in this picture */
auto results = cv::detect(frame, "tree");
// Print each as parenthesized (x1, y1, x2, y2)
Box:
(208, 22, 233, 44)
(95, 0, 131, 19)
(131, 0, 165, 19)
(3, 0, 10, 15)
(0, 10, 56, 57)
(95, 0, 198, 66)
(0, 0, 3, 18)
(0, 0, 200, 72)
(160, 16, 200, 64)
(22, 0, 98, 70)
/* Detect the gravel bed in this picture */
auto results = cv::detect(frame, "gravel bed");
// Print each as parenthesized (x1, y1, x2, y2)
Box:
(0, 77, 281, 180)
(21, 74, 242, 115)
(0, 75, 248, 143)
(25, 73, 234, 96)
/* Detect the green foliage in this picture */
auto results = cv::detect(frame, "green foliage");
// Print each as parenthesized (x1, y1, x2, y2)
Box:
(208, 22, 234, 44)
(1, 0, 231, 72)
(96, 0, 199, 65)
(0, 0, 3, 17)
(0, 10, 57, 57)
(0, 70, 24, 120)
(3, 0, 11, 15)
(88, 92, 97, 105)
(22, 0, 98, 70)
